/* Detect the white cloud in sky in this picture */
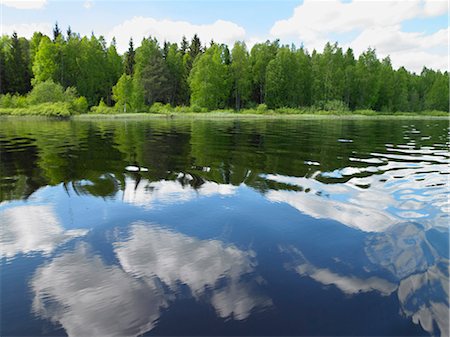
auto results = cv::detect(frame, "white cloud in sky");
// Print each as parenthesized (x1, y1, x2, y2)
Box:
(1, 22, 52, 38)
(83, 0, 93, 10)
(270, 0, 449, 72)
(107, 16, 246, 54)
(1, 0, 47, 9)
(2, 0, 447, 72)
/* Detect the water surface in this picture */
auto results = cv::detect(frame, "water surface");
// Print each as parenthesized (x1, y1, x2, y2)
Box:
(1, 117, 449, 336)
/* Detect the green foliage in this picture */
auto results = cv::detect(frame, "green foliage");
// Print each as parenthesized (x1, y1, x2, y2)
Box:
(70, 96, 89, 114)
(0, 79, 88, 116)
(0, 93, 28, 108)
(189, 44, 231, 110)
(313, 100, 349, 112)
(189, 103, 208, 113)
(27, 80, 65, 104)
(90, 100, 118, 114)
(256, 103, 268, 113)
(0, 102, 72, 117)
(32, 36, 59, 83)
(231, 42, 252, 110)
(250, 40, 279, 104)
(124, 38, 135, 75)
(425, 73, 449, 111)
(149, 102, 173, 113)
(0, 28, 448, 115)
(112, 74, 133, 112)
(265, 47, 304, 108)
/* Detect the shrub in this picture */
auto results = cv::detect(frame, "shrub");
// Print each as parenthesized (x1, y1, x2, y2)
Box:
(0, 94, 29, 108)
(149, 102, 173, 114)
(89, 100, 117, 114)
(189, 104, 205, 113)
(174, 106, 190, 113)
(70, 97, 89, 114)
(27, 80, 65, 104)
(0, 102, 72, 117)
(256, 103, 268, 113)
(323, 100, 349, 111)
(64, 87, 78, 102)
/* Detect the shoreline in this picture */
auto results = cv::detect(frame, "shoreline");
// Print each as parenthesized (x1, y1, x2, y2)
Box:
(1, 112, 449, 120)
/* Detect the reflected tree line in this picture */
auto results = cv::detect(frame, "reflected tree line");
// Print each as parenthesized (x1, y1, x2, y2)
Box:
(1, 118, 447, 202)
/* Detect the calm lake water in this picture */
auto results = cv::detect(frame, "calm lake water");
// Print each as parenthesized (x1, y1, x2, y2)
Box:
(1, 117, 449, 337)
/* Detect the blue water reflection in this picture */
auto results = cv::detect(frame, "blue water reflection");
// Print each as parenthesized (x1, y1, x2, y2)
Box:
(1, 118, 448, 336)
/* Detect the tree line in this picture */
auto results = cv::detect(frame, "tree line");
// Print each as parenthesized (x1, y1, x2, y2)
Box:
(0, 24, 448, 113)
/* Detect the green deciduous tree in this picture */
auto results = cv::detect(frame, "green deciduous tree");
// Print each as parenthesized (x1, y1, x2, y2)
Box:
(265, 47, 303, 108)
(250, 40, 279, 104)
(189, 44, 231, 110)
(425, 72, 449, 111)
(112, 74, 133, 112)
(230, 42, 251, 110)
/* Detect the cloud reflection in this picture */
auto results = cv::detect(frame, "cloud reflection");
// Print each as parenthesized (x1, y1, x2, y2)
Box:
(31, 243, 167, 337)
(0, 205, 87, 258)
(282, 222, 449, 336)
(122, 176, 237, 208)
(281, 246, 397, 296)
(31, 223, 270, 336)
(115, 223, 271, 320)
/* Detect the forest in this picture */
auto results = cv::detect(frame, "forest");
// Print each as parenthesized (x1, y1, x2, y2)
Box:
(0, 24, 448, 116)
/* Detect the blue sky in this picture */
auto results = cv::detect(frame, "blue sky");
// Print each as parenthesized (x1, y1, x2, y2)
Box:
(1, 0, 448, 72)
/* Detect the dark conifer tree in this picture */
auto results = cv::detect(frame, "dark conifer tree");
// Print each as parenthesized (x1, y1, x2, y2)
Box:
(53, 22, 62, 41)
(6, 32, 31, 94)
(66, 26, 72, 39)
(124, 38, 135, 75)
(180, 36, 189, 55)
(189, 34, 202, 60)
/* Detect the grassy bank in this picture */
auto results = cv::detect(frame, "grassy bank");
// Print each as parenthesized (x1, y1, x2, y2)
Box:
(73, 111, 449, 120)
(2, 110, 448, 120)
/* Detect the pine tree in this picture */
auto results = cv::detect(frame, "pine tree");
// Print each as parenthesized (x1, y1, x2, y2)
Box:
(124, 38, 135, 75)
(189, 34, 202, 60)
(180, 36, 189, 55)
(53, 22, 62, 42)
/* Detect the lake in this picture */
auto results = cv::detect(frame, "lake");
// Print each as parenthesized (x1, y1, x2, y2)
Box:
(1, 117, 448, 337)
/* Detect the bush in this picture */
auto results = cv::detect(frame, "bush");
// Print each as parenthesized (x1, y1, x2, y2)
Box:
(27, 80, 65, 104)
(89, 100, 118, 114)
(189, 104, 207, 113)
(148, 102, 174, 114)
(324, 100, 349, 111)
(0, 102, 72, 117)
(312, 100, 349, 112)
(64, 87, 78, 103)
(173, 106, 190, 113)
(70, 97, 89, 114)
(256, 103, 268, 113)
(0, 94, 29, 108)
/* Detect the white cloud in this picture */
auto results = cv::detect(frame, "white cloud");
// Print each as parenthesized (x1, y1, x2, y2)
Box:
(1, 0, 47, 9)
(270, 0, 449, 72)
(107, 16, 246, 53)
(83, 0, 93, 10)
(1, 22, 52, 38)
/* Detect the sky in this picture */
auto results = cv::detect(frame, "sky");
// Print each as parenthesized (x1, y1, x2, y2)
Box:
(1, 0, 448, 73)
